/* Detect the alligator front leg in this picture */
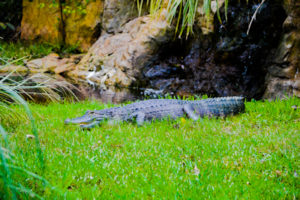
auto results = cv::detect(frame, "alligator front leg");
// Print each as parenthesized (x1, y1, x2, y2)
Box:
(129, 112, 146, 126)
(80, 120, 101, 129)
(183, 104, 199, 121)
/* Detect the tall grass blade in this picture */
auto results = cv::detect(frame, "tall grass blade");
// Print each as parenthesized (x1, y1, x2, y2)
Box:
(0, 125, 17, 200)
(0, 85, 44, 169)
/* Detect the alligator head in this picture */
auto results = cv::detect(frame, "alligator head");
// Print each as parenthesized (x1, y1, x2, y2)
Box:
(64, 110, 107, 129)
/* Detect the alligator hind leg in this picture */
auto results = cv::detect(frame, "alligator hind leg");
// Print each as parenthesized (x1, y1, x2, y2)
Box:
(183, 104, 199, 121)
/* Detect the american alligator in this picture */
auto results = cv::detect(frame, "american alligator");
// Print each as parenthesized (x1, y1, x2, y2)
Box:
(65, 96, 245, 129)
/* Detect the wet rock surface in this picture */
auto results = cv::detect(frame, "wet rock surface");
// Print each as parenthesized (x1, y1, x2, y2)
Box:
(144, 0, 287, 99)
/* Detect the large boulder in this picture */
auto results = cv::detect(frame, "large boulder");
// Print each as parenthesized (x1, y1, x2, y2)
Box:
(25, 53, 83, 74)
(68, 9, 173, 90)
(263, 0, 300, 99)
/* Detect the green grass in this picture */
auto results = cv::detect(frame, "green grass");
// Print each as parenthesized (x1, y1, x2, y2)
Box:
(0, 41, 79, 66)
(0, 41, 54, 66)
(2, 98, 300, 199)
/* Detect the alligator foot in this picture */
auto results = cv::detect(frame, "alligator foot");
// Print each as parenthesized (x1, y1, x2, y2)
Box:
(183, 104, 199, 121)
(80, 121, 101, 129)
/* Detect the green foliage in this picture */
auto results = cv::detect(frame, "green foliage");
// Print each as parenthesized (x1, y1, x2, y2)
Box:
(40, 0, 92, 16)
(137, 0, 230, 37)
(0, 41, 79, 66)
(0, 77, 46, 199)
(0, 41, 55, 66)
(0, 54, 72, 199)
(3, 97, 300, 199)
(0, 90, 45, 199)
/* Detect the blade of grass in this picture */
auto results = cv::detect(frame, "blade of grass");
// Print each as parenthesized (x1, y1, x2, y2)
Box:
(0, 125, 17, 200)
(0, 85, 44, 169)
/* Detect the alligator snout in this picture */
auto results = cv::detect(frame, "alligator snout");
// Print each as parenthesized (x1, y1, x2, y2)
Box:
(64, 119, 71, 124)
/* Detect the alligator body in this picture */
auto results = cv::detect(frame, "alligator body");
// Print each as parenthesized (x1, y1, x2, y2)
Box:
(65, 97, 245, 129)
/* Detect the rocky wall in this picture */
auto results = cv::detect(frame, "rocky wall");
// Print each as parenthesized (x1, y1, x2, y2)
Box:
(102, 0, 139, 34)
(64, 0, 104, 51)
(263, 0, 300, 99)
(21, 0, 104, 51)
(15, 0, 300, 100)
(21, 0, 63, 44)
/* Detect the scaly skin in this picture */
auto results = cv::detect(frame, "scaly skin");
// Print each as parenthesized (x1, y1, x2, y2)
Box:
(65, 97, 245, 128)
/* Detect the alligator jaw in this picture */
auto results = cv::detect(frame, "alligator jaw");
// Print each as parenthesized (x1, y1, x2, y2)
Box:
(64, 115, 95, 125)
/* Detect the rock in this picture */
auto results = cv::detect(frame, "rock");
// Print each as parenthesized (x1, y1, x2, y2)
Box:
(102, 0, 139, 34)
(26, 53, 60, 73)
(19, 0, 299, 100)
(151, 0, 287, 99)
(69, 10, 173, 90)
(263, 0, 300, 99)
(263, 77, 294, 99)
(143, 88, 165, 98)
(26, 53, 83, 74)
(64, 0, 104, 51)
(21, 0, 63, 44)
(0, 65, 28, 74)
(144, 64, 183, 79)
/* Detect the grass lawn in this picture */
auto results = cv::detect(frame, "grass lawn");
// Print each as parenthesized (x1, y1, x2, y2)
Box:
(2, 98, 300, 199)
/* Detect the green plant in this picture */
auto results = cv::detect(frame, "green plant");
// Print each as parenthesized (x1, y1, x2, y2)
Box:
(0, 41, 80, 66)
(0, 80, 45, 199)
(0, 57, 68, 199)
(0, 41, 54, 66)
(137, 0, 230, 37)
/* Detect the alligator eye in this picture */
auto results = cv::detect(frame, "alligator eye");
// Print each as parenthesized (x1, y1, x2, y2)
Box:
(89, 111, 95, 115)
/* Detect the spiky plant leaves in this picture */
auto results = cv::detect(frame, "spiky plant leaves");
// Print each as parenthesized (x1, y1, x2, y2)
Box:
(0, 93, 45, 199)
(136, 0, 231, 37)
(0, 57, 69, 199)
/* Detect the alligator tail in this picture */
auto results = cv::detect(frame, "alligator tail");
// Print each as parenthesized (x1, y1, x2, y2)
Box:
(192, 96, 245, 117)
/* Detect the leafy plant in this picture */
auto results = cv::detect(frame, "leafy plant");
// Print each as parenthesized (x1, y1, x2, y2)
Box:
(0, 72, 46, 199)
(0, 90, 45, 199)
(0, 57, 71, 199)
(136, 0, 230, 37)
